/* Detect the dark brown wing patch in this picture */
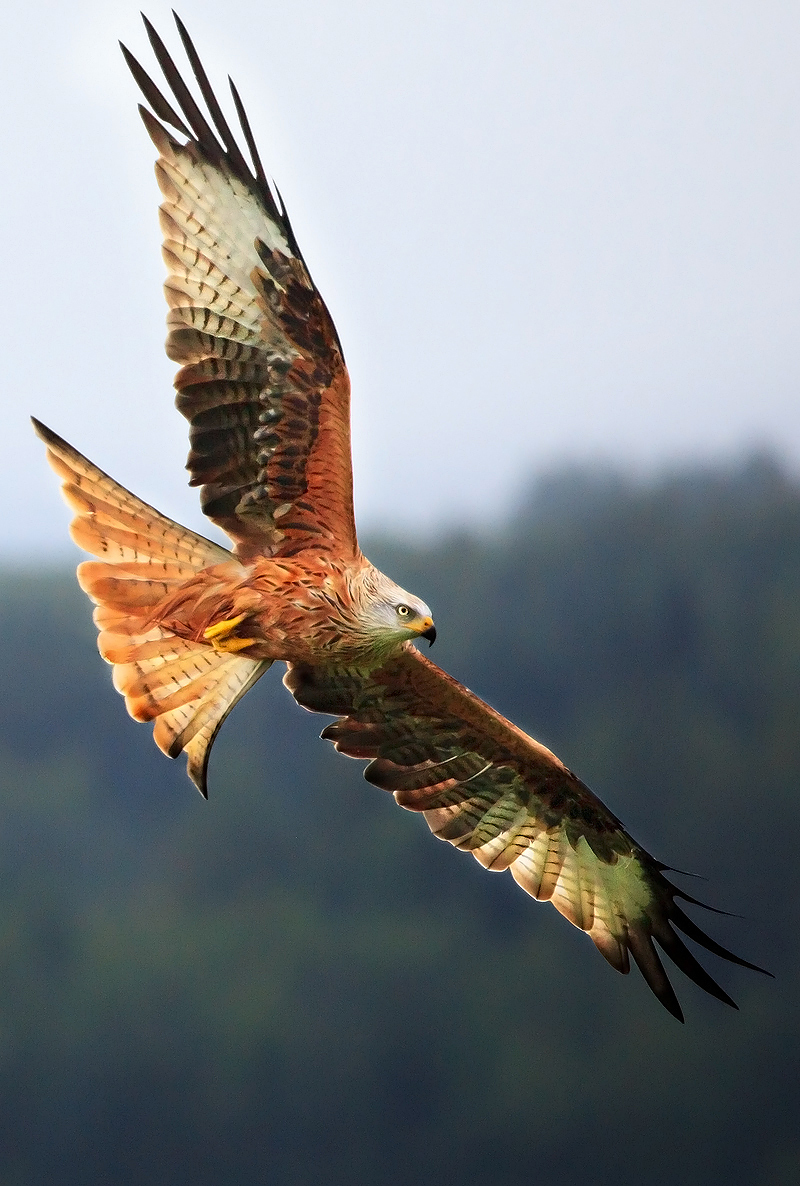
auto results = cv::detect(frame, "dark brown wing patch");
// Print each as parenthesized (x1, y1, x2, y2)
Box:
(123, 16, 357, 561)
(284, 646, 768, 1020)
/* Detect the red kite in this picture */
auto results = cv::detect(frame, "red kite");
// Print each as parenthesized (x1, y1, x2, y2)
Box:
(34, 14, 767, 1020)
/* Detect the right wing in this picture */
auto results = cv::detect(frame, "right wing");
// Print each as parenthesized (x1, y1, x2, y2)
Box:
(285, 645, 769, 1020)
(123, 14, 357, 562)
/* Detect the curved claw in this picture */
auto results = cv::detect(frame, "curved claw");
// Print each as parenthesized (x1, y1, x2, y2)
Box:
(203, 613, 256, 653)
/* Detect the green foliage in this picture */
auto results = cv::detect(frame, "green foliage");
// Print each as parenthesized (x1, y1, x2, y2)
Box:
(0, 458, 797, 1184)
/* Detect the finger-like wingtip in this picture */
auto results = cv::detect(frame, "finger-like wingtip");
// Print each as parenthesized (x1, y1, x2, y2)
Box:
(670, 903, 773, 978)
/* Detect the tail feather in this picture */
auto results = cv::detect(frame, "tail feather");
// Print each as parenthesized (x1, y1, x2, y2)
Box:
(118, 647, 254, 723)
(78, 568, 182, 610)
(66, 489, 219, 571)
(71, 516, 210, 577)
(115, 646, 221, 707)
(99, 631, 191, 665)
(33, 418, 270, 795)
(93, 612, 174, 661)
(154, 655, 269, 791)
(112, 638, 204, 686)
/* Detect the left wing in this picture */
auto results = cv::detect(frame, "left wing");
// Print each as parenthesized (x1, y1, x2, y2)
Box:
(284, 645, 767, 1020)
(122, 15, 357, 562)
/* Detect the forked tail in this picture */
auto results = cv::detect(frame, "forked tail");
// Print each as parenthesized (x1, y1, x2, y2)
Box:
(33, 419, 271, 794)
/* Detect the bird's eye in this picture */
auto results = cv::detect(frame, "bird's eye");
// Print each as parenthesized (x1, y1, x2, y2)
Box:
(396, 604, 411, 617)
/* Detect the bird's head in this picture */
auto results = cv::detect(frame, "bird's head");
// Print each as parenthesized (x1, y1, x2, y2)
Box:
(358, 570, 436, 650)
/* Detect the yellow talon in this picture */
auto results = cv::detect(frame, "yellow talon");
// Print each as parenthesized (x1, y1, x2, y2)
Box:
(215, 635, 257, 653)
(203, 613, 256, 653)
(203, 612, 249, 640)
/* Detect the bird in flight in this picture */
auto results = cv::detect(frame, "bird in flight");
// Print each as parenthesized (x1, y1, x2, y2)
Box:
(34, 13, 766, 1021)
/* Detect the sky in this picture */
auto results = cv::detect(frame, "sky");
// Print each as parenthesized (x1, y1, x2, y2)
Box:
(3, 0, 800, 557)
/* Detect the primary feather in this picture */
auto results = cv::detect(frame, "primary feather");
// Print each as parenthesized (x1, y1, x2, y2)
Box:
(33, 13, 769, 1020)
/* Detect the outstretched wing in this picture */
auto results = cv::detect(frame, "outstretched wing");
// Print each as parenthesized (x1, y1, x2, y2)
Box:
(123, 15, 357, 562)
(285, 646, 767, 1020)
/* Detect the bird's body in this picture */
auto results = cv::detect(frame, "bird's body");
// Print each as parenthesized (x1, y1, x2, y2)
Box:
(34, 13, 768, 1020)
(146, 552, 430, 666)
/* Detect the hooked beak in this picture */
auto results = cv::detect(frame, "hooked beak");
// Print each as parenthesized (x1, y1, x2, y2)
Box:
(421, 621, 437, 646)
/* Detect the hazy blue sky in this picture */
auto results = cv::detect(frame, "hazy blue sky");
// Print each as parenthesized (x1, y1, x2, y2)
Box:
(4, 0, 800, 555)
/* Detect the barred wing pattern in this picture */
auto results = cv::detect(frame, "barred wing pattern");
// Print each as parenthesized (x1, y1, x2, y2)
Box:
(123, 16, 356, 561)
(29, 14, 766, 1019)
(285, 645, 765, 1020)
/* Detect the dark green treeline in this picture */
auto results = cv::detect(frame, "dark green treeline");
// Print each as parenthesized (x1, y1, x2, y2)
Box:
(0, 456, 797, 1185)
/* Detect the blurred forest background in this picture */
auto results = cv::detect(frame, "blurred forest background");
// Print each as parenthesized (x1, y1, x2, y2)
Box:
(0, 455, 797, 1185)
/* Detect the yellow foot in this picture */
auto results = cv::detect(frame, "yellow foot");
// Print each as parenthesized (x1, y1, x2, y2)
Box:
(213, 635, 257, 653)
(203, 613, 248, 641)
(203, 613, 257, 654)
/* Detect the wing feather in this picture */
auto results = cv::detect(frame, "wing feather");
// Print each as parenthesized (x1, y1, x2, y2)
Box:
(122, 16, 357, 561)
(284, 646, 768, 1020)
